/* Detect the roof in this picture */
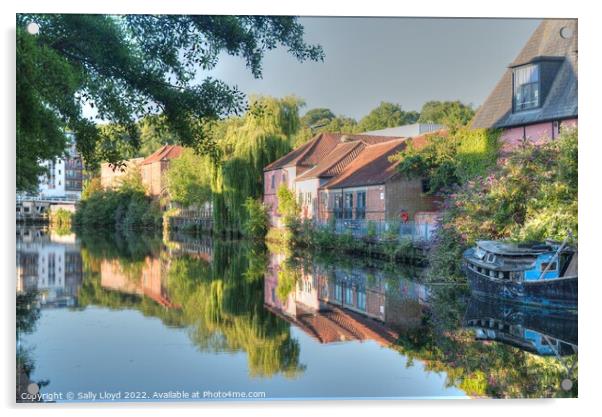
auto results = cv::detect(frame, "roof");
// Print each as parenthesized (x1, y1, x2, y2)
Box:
(361, 123, 444, 137)
(263, 132, 401, 172)
(472, 19, 578, 129)
(323, 130, 445, 189)
(295, 141, 365, 181)
(142, 145, 184, 165)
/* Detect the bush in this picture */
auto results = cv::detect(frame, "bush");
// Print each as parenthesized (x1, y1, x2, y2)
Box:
(49, 208, 72, 229)
(276, 184, 300, 229)
(242, 198, 269, 239)
(393, 128, 500, 194)
(73, 188, 162, 230)
(429, 128, 578, 281)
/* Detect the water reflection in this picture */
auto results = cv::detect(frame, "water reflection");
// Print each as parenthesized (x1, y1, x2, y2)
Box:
(17, 228, 82, 308)
(264, 251, 428, 345)
(464, 297, 578, 357)
(16, 227, 577, 400)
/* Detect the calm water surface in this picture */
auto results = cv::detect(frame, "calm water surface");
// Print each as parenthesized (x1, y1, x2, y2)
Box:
(16, 227, 577, 401)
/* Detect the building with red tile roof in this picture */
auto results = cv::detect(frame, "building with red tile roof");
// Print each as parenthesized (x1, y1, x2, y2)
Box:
(101, 144, 184, 198)
(140, 145, 184, 197)
(263, 128, 444, 225)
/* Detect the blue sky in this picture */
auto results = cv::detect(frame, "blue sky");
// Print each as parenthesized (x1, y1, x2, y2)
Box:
(199, 17, 541, 119)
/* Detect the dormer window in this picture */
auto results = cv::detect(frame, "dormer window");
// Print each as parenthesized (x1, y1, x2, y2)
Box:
(513, 63, 540, 112)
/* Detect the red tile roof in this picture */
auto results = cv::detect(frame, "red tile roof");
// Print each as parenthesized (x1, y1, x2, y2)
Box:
(295, 141, 365, 181)
(142, 145, 184, 165)
(323, 130, 446, 189)
(263, 132, 401, 172)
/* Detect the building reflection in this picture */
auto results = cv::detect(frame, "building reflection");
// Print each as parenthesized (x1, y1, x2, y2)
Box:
(264, 252, 429, 346)
(99, 257, 176, 308)
(16, 228, 82, 308)
(463, 297, 578, 357)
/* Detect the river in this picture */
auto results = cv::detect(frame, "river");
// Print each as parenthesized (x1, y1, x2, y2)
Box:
(16, 226, 577, 401)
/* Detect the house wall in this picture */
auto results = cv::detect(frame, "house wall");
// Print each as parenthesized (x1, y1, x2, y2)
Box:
(101, 158, 143, 189)
(322, 185, 386, 221)
(295, 178, 320, 220)
(141, 160, 170, 197)
(385, 176, 439, 221)
(499, 118, 578, 152)
(263, 167, 295, 227)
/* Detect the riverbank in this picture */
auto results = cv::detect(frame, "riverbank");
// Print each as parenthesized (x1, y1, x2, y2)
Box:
(267, 225, 429, 265)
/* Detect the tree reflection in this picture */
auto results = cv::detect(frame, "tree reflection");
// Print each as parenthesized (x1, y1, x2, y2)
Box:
(77, 232, 305, 379)
(394, 287, 578, 398)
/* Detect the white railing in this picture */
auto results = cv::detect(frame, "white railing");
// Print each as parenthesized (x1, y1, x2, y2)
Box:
(314, 219, 437, 243)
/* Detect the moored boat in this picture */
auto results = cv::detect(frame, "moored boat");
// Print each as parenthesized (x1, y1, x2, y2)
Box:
(462, 238, 577, 309)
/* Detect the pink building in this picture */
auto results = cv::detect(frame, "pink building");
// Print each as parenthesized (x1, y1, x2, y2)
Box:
(263, 131, 442, 226)
(100, 145, 184, 198)
(472, 19, 577, 150)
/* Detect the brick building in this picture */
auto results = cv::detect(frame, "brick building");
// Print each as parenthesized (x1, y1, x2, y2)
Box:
(263, 130, 442, 226)
(471, 19, 577, 150)
(101, 145, 183, 198)
(321, 137, 439, 222)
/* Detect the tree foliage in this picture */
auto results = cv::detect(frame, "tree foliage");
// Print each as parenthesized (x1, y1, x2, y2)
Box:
(418, 100, 475, 129)
(356, 101, 419, 132)
(16, 14, 323, 191)
(276, 184, 300, 228)
(243, 198, 270, 239)
(429, 129, 577, 281)
(300, 108, 335, 128)
(73, 168, 162, 230)
(212, 96, 304, 234)
(393, 128, 500, 194)
(165, 148, 212, 207)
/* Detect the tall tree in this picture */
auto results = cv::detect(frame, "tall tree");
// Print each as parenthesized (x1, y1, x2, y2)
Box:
(212, 96, 304, 234)
(300, 108, 335, 129)
(418, 100, 475, 129)
(16, 14, 323, 192)
(293, 114, 358, 147)
(356, 102, 419, 132)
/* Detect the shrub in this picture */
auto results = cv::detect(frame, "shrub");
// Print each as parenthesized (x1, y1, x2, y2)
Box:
(73, 188, 162, 230)
(429, 128, 578, 281)
(243, 198, 269, 239)
(367, 220, 377, 239)
(49, 208, 72, 228)
(276, 184, 300, 229)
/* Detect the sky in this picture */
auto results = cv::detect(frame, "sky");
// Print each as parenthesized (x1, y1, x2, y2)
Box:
(197, 17, 541, 120)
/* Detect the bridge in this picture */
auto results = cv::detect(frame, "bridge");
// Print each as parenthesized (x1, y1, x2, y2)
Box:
(16, 195, 79, 222)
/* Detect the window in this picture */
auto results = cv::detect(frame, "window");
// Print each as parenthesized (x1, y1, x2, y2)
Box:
(541, 262, 557, 272)
(271, 174, 275, 189)
(343, 192, 353, 219)
(356, 191, 366, 219)
(334, 194, 343, 219)
(335, 284, 342, 301)
(281, 173, 286, 184)
(513, 64, 540, 111)
(357, 291, 366, 311)
(344, 287, 353, 305)
(421, 179, 430, 193)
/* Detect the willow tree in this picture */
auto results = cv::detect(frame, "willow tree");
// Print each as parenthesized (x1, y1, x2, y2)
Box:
(212, 96, 304, 234)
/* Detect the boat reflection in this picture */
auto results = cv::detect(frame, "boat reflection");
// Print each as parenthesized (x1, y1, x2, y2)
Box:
(463, 296, 577, 357)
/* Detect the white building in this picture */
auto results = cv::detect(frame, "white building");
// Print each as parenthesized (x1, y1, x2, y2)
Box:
(37, 132, 83, 201)
(361, 123, 444, 137)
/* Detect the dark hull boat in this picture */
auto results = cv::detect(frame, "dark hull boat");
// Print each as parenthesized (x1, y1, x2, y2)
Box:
(463, 239, 577, 310)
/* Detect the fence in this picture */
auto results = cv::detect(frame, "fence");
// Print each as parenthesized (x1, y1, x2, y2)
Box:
(315, 219, 437, 243)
